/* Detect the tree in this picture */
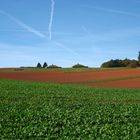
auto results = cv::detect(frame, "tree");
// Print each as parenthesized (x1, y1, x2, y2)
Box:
(101, 59, 125, 68)
(101, 59, 137, 68)
(122, 58, 131, 67)
(128, 60, 138, 68)
(47, 64, 61, 69)
(43, 62, 48, 68)
(72, 63, 88, 68)
(37, 63, 42, 68)
(138, 51, 140, 65)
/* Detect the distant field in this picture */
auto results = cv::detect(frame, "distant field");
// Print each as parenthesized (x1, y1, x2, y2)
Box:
(0, 80, 140, 139)
(0, 68, 140, 88)
(0, 67, 128, 72)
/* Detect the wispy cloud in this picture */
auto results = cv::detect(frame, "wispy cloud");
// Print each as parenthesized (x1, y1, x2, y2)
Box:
(82, 5, 140, 18)
(53, 40, 80, 57)
(81, 25, 91, 34)
(48, 0, 55, 40)
(0, 10, 47, 38)
(62, 27, 140, 45)
(0, 10, 79, 57)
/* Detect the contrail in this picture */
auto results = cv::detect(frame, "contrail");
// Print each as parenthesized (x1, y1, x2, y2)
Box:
(48, 0, 79, 57)
(49, 0, 55, 40)
(0, 10, 47, 38)
(81, 25, 91, 34)
(82, 5, 140, 18)
(53, 41, 80, 57)
(0, 10, 78, 56)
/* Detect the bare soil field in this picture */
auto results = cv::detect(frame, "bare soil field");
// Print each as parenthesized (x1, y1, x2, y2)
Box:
(0, 68, 140, 88)
(81, 78, 140, 88)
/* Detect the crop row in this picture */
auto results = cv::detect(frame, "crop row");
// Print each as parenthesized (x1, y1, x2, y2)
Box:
(0, 80, 140, 139)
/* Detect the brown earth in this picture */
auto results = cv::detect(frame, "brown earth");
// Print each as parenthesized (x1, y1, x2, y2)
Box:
(81, 78, 140, 88)
(0, 68, 140, 88)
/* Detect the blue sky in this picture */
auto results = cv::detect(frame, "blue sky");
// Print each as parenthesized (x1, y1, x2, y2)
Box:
(0, 0, 140, 67)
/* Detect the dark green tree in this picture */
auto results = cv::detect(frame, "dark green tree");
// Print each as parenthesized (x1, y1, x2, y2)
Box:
(72, 63, 88, 68)
(101, 58, 139, 68)
(128, 60, 138, 68)
(47, 64, 61, 69)
(138, 51, 140, 65)
(37, 63, 42, 68)
(43, 62, 48, 68)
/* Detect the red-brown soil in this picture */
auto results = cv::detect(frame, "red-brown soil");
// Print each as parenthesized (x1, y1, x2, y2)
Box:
(0, 68, 140, 88)
(81, 78, 140, 88)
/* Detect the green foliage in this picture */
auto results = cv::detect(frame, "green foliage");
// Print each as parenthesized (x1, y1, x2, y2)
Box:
(0, 80, 140, 139)
(128, 60, 138, 68)
(47, 64, 62, 69)
(36, 63, 42, 68)
(138, 52, 140, 65)
(101, 59, 125, 68)
(101, 52, 140, 68)
(101, 59, 139, 68)
(43, 62, 48, 68)
(72, 63, 88, 68)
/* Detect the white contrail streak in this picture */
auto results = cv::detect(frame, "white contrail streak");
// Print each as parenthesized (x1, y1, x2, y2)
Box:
(49, 0, 55, 40)
(0, 10, 79, 56)
(81, 25, 91, 34)
(82, 5, 140, 18)
(48, 1, 79, 57)
(0, 10, 47, 38)
(53, 41, 80, 57)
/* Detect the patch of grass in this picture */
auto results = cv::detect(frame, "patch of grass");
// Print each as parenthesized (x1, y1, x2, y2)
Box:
(63, 67, 130, 73)
(0, 67, 131, 73)
(0, 68, 63, 72)
(0, 80, 140, 139)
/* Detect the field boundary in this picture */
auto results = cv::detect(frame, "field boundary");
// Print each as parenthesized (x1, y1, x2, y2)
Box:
(68, 75, 140, 84)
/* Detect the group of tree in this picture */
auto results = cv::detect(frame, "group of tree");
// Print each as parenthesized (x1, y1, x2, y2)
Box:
(36, 52, 140, 69)
(36, 62, 88, 69)
(72, 63, 88, 68)
(37, 62, 48, 68)
(36, 62, 61, 69)
(47, 64, 62, 69)
(101, 52, 140, 68)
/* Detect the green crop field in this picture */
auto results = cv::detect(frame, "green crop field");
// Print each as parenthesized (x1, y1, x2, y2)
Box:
(0, 80, 140, 139)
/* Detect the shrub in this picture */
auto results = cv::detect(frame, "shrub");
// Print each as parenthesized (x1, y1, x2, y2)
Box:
(128, 60, 138, 68)
(47, 64, 62, 69)
(72, 63, 88, 68)
(101, 59, 139, 68)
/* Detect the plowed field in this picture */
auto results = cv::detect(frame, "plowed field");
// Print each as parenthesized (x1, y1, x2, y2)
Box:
(0, 68, 140, 88)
